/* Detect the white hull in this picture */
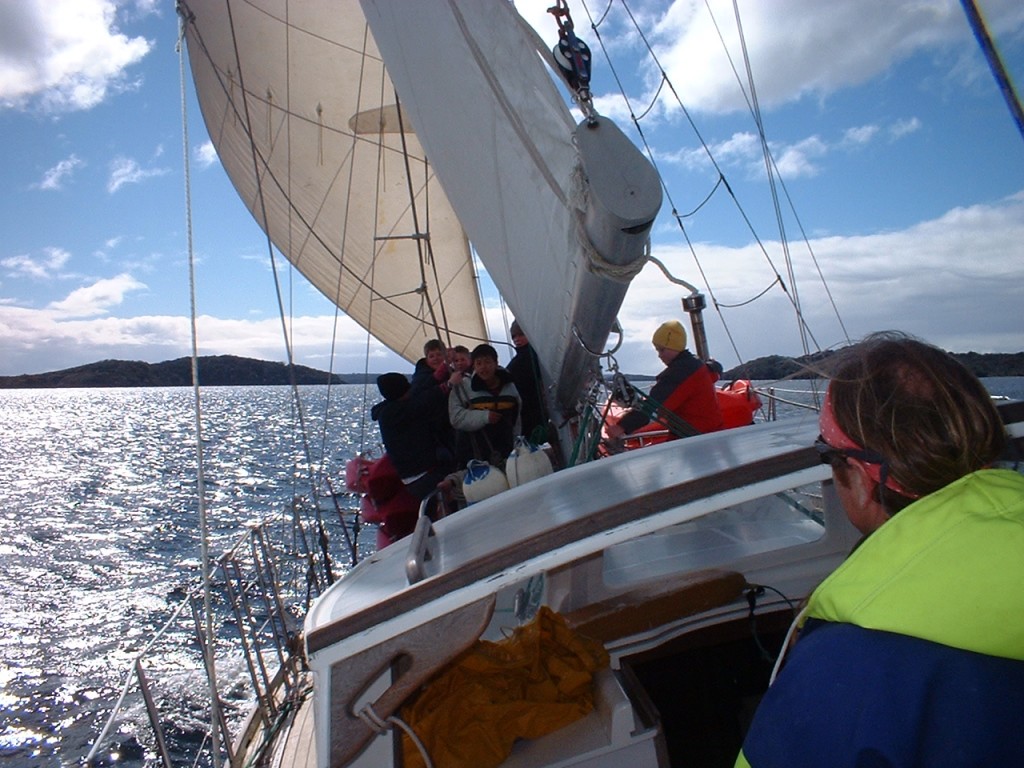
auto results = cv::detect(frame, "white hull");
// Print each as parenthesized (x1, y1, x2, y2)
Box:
(168, 0, 1024, 763)
(302, 415, 862, 767)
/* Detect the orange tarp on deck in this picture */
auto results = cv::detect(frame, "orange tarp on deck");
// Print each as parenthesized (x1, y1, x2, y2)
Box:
(401, 606, 609, 768)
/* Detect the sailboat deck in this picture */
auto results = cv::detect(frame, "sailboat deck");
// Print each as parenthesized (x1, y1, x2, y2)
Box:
(277, 693, 316, 768)
(305, 416, 826, 655)
(243, 676, 318, 768)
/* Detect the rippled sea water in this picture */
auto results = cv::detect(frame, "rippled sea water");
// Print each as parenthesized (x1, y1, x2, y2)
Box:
(1, 379, 1021, 766)
(0, 385, 380, 767)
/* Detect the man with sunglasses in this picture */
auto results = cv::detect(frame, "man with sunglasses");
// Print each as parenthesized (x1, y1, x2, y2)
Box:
(736, 332, 1024, 768)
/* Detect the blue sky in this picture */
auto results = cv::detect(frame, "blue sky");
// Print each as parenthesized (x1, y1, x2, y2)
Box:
(1, 0, 1022, 378)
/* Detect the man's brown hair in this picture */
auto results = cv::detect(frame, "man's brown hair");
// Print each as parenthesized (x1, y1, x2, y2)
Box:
(826, 331, 1005, 510)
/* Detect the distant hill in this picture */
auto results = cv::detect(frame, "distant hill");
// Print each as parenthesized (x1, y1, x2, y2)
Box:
(721, 350, 1024, 381)
(0, 355, 345, 389)
(2, 350, 1020, 390)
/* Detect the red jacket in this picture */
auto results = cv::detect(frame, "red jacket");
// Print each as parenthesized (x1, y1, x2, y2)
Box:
(617, 350, 723, 436)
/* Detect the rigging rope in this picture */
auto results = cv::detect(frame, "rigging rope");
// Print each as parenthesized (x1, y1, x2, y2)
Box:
(578, 0, 850, 367)
(392, 90, 449, 345)
(702, 0, 844, 350)
(278, 0, 352, 568)
(729, 0, 809, 359)
(357, 705, 435, 768)
(221, 0, 344, 585)
(354, 22, 381, 456)
(175, 10, 222, 766)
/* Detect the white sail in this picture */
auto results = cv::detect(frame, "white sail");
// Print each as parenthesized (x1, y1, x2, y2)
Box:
(185, 0, 659, 412)
(360, 0, 660, 410)
(182, 0, 487, 363)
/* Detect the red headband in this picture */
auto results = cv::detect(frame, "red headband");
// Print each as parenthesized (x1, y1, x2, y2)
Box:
(819, 386, 919, 499)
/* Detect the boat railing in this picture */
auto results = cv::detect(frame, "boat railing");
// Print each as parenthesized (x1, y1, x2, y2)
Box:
(86, 522, 307, 768)
(620, 427, 673, 450)
(747, 385, 821, 422)
(405, 488, 452, 585)
(585, 376, 819, 461)
(406, 515, 435, 585)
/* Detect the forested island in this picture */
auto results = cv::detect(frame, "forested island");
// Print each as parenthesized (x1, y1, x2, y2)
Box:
(0, 355, 344, 388)
(0, 350, 1021, 389)
(721, 350, 1024, 380)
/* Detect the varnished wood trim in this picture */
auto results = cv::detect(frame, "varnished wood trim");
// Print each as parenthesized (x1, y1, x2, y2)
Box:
(308, 445, 817, 654)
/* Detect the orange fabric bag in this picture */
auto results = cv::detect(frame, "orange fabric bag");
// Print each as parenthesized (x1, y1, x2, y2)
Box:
(400, 606, 609, 768)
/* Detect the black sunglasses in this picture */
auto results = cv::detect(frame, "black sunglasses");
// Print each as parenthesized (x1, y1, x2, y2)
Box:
(815, 435, 847, 468)
(814, 435, 892, 488)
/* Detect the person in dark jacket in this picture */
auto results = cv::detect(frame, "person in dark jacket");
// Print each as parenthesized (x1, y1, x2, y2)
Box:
(607, 319, 723, 439)
(371, 372, 454, 500)
(410, 338, 461, 396)
(448, 344, 521, 468)
(505, 320, 549, 444)
(736, 332, 1024, 768)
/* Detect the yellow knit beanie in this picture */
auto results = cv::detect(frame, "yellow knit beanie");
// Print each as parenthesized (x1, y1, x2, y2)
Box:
(652, 320, 686, 352)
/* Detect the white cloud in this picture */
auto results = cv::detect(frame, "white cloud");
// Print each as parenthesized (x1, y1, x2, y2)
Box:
(1, 194, 1020, 378)
(33, 154, 84, 190)
(1, 247, 71, 279)
(508, 1, 1023, 117)
(640, 1, 969, 114)
(195, 141, 219, 169)
(614, 192, 1024, 373)
(658, 116, 919, 181)
(92, 236, 126, 264)
(659, 131, 828, 180)
(771, 136, 828, 179)
(0, 0, 153, 112)
(841, 125, 880, 146)
(107, 155, 168, 193)
(47, 274, 147, 318)
(889, 117, 922, 140)
(0, 310, 408, 376)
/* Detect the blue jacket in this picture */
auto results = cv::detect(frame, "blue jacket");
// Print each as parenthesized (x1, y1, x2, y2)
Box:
(737, 468, 1024, 767)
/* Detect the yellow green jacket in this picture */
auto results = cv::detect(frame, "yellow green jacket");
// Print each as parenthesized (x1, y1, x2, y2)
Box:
(737, 469, 1024, 767)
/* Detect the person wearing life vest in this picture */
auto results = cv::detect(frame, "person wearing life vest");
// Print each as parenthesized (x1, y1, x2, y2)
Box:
(736, 332, 1024, 768)
(607, 320, 723, 440)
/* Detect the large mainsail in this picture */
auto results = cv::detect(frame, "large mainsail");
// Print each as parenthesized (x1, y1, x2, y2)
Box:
(182, 0, 486, 362)
(184, 0, 657, 414)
